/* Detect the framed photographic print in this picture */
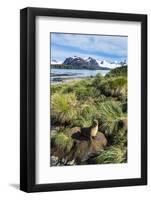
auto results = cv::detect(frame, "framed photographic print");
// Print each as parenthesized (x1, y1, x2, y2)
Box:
(20, 7, 147, 192)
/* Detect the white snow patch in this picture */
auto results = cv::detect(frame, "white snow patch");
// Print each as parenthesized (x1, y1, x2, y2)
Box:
(51, 60, 62, 65)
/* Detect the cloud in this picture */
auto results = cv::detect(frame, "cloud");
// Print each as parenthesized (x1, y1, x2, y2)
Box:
(50, 33, 127, 62)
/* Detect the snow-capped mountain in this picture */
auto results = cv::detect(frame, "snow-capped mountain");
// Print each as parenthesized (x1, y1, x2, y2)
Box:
(96, 59, 122, 69)
(51, 59, 62, 65)
(51, 56, 127, 70)
(63, 56, 101, 69)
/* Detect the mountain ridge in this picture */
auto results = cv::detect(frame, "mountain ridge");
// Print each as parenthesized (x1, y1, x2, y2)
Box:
(51, 56, 127, 70)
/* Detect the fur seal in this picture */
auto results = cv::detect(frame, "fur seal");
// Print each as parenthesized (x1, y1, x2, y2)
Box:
(80, 119, 99, 139)
(90, 119, 98, 139)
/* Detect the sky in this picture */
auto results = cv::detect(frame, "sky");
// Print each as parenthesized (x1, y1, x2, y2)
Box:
(50, 32, 127, 63)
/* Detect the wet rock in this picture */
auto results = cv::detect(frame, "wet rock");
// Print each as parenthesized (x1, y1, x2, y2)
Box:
(51, 127, 107, 166)
(51, 156, 59, 166)
(50, 126, 61, 137)
(67, 159, 75, 165)
(70, 131, 107, 164)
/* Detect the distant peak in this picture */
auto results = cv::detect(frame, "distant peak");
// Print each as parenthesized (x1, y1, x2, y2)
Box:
(72, 55, 78, 58)
(51, 59, 62, 65)
(62, 56, 126, 69)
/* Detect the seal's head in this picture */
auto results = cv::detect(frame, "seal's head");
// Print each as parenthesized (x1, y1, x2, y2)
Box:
(92, 119, 98, 127)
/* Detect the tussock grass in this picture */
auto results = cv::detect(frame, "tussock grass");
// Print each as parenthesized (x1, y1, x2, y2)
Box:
(97, 101, 126, 135)
(90, 146, 127, 164)
(106, 65, 127, 77)
(52, 132, 73, 153)
(51, 93, 78, 124)
(51, 66, 128, 165)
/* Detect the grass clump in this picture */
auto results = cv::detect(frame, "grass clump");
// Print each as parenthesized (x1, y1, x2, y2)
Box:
(98, 101, 126, 136)
(74, 103, 99, 127)
(51, 93, 78, 125)
(90, 146, 127, 164)
(106, 65, 127, 77)
(52, 132, 73, 153)
(97, 77, 127, 98)
(91, 73, 103, 86)
(63, 80, 100, 101)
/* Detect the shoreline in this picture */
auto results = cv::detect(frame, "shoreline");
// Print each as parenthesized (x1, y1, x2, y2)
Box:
(50, 68, 110, 84)
(51, 76, 90, 84)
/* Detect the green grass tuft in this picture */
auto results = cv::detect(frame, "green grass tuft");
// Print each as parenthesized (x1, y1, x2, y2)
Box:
(106, 66, 127, 77)
(91, 146, 127, 164)
(51, 93, 78, 124)
(52, 132, 73, 153)
(97, 101, 126, 136)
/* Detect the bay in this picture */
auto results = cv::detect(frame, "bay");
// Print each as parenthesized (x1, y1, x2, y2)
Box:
(51, 68, 110, 83)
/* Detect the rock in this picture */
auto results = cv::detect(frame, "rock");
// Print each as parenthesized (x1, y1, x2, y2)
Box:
(92, 132, 107, 150)
(51, 156, 59, 166)
(69, 131, 107, 164)
(50, 126, 61, 137)
(67, 159, 75, 165)
(51, 127, 107, 166)
(72, 131, 107, 164)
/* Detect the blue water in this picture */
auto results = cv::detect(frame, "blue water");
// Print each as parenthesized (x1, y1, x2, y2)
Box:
(51, 68, 110, 83)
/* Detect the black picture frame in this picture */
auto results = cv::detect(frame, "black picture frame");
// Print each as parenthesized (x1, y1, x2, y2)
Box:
(20, 7, 147, 192)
